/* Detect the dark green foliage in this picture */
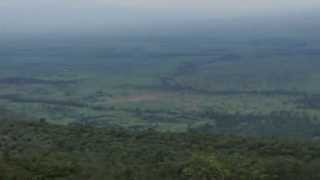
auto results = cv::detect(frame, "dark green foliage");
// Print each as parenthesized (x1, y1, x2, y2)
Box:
(297, 94, 320, 109)
(191, 110, 320, 138)
(181, 153, 228, 180)
(0, 116, 320, 180)
(0, 77, 76, 86)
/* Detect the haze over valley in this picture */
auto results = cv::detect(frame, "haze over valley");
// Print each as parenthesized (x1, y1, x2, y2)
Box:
(1, 1, 320, 179)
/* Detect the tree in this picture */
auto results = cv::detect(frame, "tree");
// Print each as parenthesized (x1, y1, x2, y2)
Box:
(181, 153, 228, 180)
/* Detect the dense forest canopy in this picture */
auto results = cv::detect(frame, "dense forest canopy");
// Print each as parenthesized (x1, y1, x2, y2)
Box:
(1, 109, 320, 179)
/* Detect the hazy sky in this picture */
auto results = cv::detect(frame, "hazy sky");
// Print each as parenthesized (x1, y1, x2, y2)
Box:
(0, 0, 319, 34)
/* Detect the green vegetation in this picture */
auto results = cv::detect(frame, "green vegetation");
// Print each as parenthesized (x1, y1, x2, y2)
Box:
(1, 36, 320, 138)
(1, 36, 320, 179)
(1, 113, 320, 179)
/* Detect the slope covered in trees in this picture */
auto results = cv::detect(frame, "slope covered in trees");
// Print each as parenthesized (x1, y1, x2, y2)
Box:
(1, 112, 320, 179)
